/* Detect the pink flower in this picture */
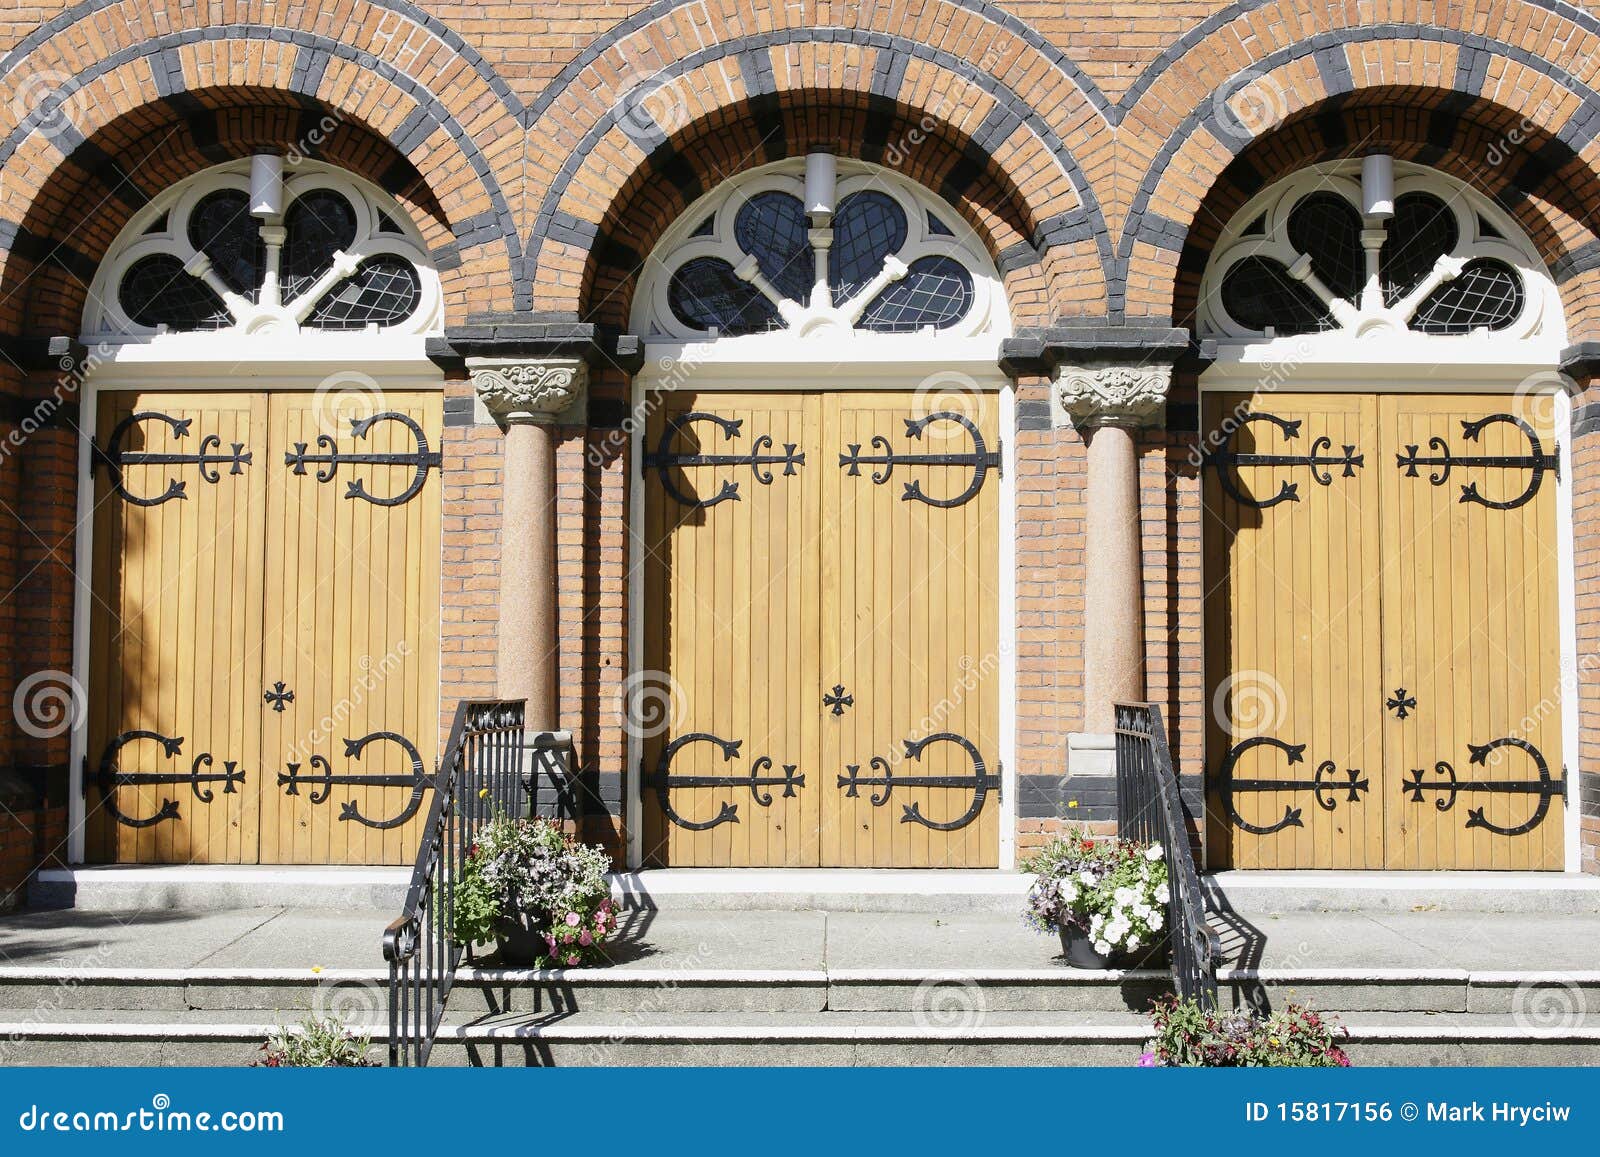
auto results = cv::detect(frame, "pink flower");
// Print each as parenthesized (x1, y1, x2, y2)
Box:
(1137, 1051, 1157, 1068)
(565, 953, 580, 965)
(579, 930, 593, 947)
(565, 911, 581, 927)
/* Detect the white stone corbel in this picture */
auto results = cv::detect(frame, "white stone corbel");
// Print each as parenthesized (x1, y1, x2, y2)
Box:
(469, 356, 589, 426)
(1051, 361, 1173, 430)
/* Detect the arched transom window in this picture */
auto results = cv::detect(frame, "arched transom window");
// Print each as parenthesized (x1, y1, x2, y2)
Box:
(633, 157, 1008, 349)
(1199, 160, 1563, 354)
(84, 159, 442, 345)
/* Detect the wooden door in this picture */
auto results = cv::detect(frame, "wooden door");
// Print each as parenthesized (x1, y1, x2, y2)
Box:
(821, 392, 1001, 867)
(640, 392, 821, 867)
(1379, 394, 1564, 870)
(258, 392, 443, 865)
(1202, 392, 1385, 870)
(87, 389, 442, 866)
(1204, 390, 1565, 870)
(86, 392, 268, 864)
(640, 390, 1002, 867)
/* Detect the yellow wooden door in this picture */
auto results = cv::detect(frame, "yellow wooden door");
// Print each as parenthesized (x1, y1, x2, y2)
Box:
(1202, 392, 1384, 870)
(1204, 390, 1565, 870)
(86, 391, 267, 864)
(1380, 394, 1564, 870)
(640, 390, 1002, 867)
(640, 392, 821, 867)
(822, 392, 1001, 868)
(258, 392, 443, 865)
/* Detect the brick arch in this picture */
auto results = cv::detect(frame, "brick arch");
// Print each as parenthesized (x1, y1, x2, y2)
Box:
(578, 93, 1077, 332)
(524, 27, 1108, 326)
(0, 87, 474, 340)
(1170, 93, 1600, 342)
(1119, 26, 1600, 328)
(0, 21, 527, 333)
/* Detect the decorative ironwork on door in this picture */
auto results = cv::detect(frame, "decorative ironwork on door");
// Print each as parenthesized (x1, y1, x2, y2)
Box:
(95, 411, 253, 507)
(1202, 411, 1364, 510)
(88, 730, 246, 829)
(1216, 735, 1369, 836)
(284, 411, 442, 506)
(839, 411, 1000, 508)
(278, 731, 433, 830)
(645, 732, 805, 831)
(1394, 413, 1559, 511)
(1402, 737, 1565, 836)
(643, 411, 806, 509)
(837, 732, 999, 832)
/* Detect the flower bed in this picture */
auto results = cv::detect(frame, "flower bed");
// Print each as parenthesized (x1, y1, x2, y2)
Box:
(1141, 996, 1352, 1067)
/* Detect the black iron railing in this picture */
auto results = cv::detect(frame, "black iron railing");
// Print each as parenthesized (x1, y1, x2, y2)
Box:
(382, 699, 529, 1067)
(1114, 702, 1220, 1010)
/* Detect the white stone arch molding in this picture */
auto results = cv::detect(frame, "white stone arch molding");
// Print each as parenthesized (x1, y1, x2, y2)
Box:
(1197, 159, 1566, 366)
(82, 157, 444, 365)
(631, 156, 1012, 377)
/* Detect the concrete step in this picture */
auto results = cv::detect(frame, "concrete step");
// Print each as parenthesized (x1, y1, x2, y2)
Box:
(2, 1009, 1597, 1067)
(35, 866, 1600, 915)
(1, 963, 1595, 1021)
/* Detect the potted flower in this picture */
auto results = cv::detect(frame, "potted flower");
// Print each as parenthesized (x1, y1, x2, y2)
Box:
(1140, 996, 1352, 1067)
(1023, 830, 1170, 968)
(453, 816, 618, 966)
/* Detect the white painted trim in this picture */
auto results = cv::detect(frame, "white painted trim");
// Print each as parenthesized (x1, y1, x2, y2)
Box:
(611, 868, 1029, 894)
(35, 865, 408, 884)
(1196, 368, 1582, 873)
(625, 378, 647, 871)
(997, 384, 1019, 870)
(1556, 388, 1582, 874)
(1203, 869, 1600, 890)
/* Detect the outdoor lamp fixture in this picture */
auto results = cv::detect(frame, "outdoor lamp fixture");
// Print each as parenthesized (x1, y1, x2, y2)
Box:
(249, 153, 285, 218)
(1361, 153, 1394, 219)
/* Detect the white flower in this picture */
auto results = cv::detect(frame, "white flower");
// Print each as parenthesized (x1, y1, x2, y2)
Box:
(1144, 844, 1164, 861)
(1149, 911, 1164, 930)
(1093, 940, 1112, 956)
(1127, 935, 1141, 950)
(1155, 884, 1170, 904)
(1078, 870, 1096, 886)
(1060, 882, 1079, 903)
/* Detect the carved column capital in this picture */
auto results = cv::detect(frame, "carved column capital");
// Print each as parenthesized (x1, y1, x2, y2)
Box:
(1052, 361, 1171, 429)
(469, 356, 588, 426)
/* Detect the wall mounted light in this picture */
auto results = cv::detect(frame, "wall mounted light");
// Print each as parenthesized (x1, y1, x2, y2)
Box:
(1361, 154, 1394, 219)
(249, 154, 285, 219)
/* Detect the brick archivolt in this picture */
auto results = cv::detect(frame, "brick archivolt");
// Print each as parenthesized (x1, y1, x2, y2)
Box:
(4, 2, 1600, 336)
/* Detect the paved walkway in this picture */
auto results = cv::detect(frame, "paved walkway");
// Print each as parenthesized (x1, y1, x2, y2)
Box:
(2, 904, 1596, 973)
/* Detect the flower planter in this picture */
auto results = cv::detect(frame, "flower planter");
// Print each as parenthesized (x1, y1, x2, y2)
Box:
(493, 912, 552, 966)
(1059, 925, 1113, 969)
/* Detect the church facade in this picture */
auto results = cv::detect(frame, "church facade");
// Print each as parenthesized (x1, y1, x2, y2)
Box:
(0, 1, 1595, 884)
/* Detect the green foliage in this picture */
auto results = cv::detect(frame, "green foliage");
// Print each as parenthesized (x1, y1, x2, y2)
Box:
(1142, 996, 1352, 1067)
(253, 1015, 378, 1068)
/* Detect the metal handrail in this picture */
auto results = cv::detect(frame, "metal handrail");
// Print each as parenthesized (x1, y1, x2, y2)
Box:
(1113, 701, 1220, 1010)
(381, 699, 527, 1067)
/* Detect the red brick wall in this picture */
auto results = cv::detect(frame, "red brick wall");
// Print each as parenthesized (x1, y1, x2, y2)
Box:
(0, 804, 64, 909)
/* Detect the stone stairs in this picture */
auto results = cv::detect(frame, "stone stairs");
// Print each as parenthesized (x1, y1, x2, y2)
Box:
(3, 875, 1599, 1066)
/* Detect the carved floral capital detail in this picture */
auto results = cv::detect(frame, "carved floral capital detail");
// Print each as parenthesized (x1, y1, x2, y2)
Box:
(1053, 362, 1172, 429)
(469, 357, 588, 425)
